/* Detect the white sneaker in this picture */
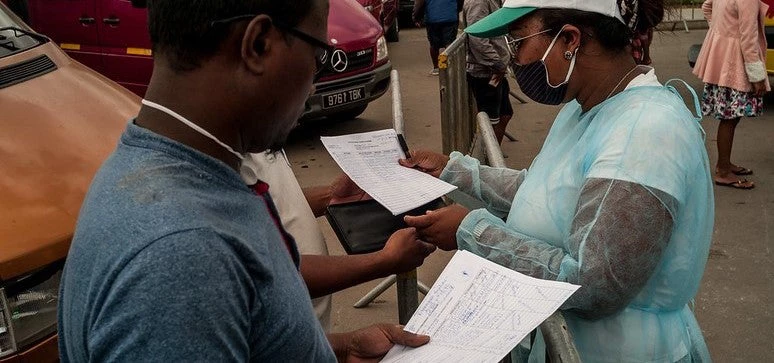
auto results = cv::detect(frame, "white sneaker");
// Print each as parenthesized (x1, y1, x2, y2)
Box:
(429, 68, 439, 76)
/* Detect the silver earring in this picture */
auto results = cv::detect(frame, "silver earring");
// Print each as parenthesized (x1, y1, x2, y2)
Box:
(564, 50, 573, 60)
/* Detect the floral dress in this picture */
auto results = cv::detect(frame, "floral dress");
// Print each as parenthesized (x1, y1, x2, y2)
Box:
(701, 84, 763, 120)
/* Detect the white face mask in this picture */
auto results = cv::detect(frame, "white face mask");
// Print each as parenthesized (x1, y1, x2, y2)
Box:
(140, 99, 260, 185)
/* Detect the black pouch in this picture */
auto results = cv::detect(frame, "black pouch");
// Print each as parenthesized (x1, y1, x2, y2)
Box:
(325, 198, 446, 254)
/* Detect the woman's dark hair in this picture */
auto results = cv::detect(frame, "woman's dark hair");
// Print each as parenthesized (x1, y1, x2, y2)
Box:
(147, 0, 317, 71)
(536, 0, 665, 51)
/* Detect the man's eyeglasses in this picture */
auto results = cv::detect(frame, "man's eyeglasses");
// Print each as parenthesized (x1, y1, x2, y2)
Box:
(210, 15, 335, 81)
(504, 28, 553, 57)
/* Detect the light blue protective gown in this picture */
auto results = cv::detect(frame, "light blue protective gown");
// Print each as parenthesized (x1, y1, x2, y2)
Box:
(441, 78, 714, 362)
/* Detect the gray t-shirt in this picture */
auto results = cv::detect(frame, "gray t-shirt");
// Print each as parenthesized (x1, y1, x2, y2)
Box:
(58, 122, 335, 362)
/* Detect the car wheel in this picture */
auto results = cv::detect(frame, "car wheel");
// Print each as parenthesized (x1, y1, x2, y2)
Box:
(329, 105, 368, 121)
(687, 44, 701, 68)
(386, 20, 399, 42)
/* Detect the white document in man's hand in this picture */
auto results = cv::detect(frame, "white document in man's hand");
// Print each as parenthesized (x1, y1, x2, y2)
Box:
(320, 129, 456, 215)
(381, 251, 580, 363)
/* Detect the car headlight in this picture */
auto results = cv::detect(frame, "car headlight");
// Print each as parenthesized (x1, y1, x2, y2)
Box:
(376, 36, 388, 63)
(0, 262, 62, 358)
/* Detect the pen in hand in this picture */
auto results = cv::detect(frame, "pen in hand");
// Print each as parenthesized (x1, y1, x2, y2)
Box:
(397, 134, 430, 173)
(397, 133, 412, 159)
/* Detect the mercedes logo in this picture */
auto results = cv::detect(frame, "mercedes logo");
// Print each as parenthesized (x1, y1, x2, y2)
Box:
(330, 49, 348, 73)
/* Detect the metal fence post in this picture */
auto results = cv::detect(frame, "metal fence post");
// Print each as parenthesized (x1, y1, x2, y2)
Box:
(439, 36, 476, 155)
(353, 70, 429, 324)
(476, 112, 506, 168)
(391, 70, 420, 324)
(542, 313, 582, 363)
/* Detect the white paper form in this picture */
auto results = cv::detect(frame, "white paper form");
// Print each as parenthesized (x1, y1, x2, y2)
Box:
(381, 251, 580, 363)
(320, 129, 457, 215)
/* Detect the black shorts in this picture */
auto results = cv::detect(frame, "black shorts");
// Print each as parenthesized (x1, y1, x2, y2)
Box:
(467, 75, 514, 122)
(426, 21, 458, 50)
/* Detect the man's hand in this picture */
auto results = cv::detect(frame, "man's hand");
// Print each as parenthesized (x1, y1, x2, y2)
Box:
(753, 80, 767, 97)
(329, 173, 369, 205)
(404, 204, 469, 251)
(398, 149, 450, 178)
(339, 324, 430, 362)
(378, 228, 436, 274)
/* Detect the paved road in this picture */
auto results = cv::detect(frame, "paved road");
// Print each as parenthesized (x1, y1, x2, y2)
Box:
(284, 27, 773, 362)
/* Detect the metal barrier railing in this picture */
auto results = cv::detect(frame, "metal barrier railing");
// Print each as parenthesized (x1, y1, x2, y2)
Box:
(438, 35, 476, 156)
(662, 0, 706, 32)
(475, 112, 506, 168)
(440, 34, 582, 362)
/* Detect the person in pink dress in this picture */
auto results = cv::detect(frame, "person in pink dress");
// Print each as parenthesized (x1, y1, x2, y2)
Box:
(694, 0, 770, 189)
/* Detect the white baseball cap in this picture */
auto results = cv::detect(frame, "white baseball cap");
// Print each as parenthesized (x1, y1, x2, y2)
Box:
(465, 0, 630, 38)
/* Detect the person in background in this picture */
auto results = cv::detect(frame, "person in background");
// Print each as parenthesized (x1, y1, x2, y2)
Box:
(631, 27, 654, 65)
(401, 0, 714, 361)
(414, 0, 464, 75)
(694, 0, 769, 190)
(57, 0, 431, 361)
(464, 0, 513, 144)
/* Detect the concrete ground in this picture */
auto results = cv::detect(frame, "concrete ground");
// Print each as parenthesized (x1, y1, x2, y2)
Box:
(284, 27, 773, 361)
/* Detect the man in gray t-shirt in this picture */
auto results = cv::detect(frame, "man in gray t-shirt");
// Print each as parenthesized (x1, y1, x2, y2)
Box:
(57, 0, 431, 361)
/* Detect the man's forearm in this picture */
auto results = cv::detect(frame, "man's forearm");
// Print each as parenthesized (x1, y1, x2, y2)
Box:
(301, 254, 392, 298)
(303, 185, 332, 218)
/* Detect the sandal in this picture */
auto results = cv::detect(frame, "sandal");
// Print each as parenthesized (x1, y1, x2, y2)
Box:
(732, 167, 753, 176)
(714, 178, 755, 189)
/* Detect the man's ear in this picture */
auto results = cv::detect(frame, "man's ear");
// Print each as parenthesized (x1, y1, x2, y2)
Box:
(241, 15, 274, 75)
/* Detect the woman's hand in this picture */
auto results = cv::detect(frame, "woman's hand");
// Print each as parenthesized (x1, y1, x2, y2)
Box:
(403, 204, 469, 251)
(752, 80, 767, 97)
(398, 149, 450, 178)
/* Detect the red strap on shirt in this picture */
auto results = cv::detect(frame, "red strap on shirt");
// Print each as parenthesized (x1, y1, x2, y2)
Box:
(251, 182, 296, 260)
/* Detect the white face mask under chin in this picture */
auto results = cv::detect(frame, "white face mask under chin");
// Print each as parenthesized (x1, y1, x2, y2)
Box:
(140, 99, 260, 185)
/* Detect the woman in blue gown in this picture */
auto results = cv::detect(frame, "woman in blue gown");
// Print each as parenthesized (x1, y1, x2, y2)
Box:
(402, 0, 714, 361)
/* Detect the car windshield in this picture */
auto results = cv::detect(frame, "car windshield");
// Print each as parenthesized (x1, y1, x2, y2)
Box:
(0, 4, 46, 58)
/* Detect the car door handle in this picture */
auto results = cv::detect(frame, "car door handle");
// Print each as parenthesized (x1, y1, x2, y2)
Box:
(78, 17, 96, 25)
(103, 17, 120, 25)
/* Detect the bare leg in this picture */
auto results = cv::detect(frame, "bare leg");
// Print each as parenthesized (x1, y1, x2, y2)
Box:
(493, 114, 512, 145)
(715, 117, 753, 187)
(725, 120, 745, 172)
(716, 118, 739, 175)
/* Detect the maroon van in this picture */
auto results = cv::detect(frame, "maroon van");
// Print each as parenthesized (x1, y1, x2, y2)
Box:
(21, 0, 392, 120)
(357, 0, 399, 42)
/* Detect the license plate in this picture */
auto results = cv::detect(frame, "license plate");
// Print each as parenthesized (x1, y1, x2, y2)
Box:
(322, 87, 365, 109)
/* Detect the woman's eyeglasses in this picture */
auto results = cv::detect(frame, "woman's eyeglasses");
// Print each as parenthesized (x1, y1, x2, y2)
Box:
(210, 15, 335, 81)
(504, 28, 553, 57)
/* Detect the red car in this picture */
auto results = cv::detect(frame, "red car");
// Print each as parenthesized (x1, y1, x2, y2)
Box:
(357, 0, 400, 42)
(16, 0, 391, 120)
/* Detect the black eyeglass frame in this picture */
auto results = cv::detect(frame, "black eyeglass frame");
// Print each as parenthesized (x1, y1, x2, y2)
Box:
(210, 14, 335, 79)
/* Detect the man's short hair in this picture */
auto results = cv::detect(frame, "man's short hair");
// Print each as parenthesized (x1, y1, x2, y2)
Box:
(148, 0, 316, 72)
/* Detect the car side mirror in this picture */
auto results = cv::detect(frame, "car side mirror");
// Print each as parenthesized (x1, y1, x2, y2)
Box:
(130, 0, 147, 8)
